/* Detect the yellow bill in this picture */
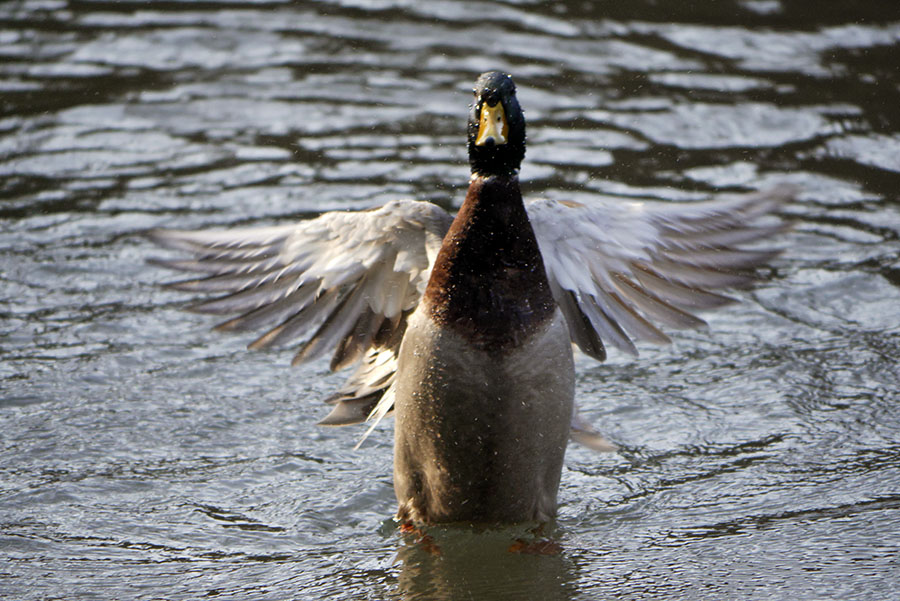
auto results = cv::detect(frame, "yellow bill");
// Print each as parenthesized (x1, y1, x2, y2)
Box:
(475, 101, 508, 146)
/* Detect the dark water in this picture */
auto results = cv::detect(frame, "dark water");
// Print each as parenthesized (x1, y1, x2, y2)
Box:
(2, 1, 899, 599)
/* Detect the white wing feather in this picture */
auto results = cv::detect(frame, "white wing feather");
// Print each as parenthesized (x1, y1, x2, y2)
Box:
(528, 186, 792, 358)
(148, 199, 453, 425)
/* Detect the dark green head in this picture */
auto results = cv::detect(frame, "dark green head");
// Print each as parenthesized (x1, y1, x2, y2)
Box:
(467, 71, 526, 177)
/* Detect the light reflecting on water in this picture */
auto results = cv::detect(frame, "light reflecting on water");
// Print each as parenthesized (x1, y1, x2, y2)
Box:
(2, 0, 900, 599)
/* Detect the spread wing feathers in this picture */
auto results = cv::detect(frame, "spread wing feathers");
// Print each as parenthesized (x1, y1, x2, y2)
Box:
(147, 199, 453, 421)
(528, 185, 792, 357)
(318, 320, 407, 426)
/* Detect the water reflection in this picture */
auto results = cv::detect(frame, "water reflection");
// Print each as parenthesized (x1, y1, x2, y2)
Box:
(394, 525, 577, 601)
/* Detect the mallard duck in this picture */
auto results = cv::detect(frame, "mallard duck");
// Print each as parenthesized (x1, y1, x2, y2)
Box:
(148, 71, 789, 524)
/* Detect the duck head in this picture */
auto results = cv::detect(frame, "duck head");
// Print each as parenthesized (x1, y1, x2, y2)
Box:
(467, 71, 526, 178)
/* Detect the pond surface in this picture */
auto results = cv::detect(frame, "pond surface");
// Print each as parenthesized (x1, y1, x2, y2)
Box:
(2, 1, 900, 599)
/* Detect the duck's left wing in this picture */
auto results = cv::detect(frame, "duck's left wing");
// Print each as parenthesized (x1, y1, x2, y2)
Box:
(527, 186, 792, 359)
(147, 199, 453, 425)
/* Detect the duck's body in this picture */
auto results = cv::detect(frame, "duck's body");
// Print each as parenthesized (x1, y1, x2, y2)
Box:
(394, 170, 574, 523)
(394, 306, 573, 523)
(147, 72, 790, 525)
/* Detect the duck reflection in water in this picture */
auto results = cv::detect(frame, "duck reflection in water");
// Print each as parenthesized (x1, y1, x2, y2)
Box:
(393, 523, 577, 601)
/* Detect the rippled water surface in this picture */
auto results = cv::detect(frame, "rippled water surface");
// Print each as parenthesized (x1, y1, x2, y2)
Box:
(2, 1, 900, 599)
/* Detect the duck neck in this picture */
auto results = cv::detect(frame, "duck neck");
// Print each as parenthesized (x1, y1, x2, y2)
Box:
(424, 174, 556, 351)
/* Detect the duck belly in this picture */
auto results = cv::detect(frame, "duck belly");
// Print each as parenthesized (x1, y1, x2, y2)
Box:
(392, 308, 575, 524)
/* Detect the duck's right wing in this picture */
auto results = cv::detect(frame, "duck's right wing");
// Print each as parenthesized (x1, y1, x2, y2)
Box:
(147, 199, 453, 425)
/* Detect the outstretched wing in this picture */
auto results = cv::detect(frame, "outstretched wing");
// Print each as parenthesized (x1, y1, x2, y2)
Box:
(147, 200, 453, 425)
(527, 186, 792, 359)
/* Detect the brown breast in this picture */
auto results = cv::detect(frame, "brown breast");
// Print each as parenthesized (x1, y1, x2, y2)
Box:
(423, 175, 556, 352)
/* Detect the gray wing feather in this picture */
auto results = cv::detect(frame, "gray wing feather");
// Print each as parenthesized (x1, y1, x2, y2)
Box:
(528, 185, 793, 357)
(147, 200, 453, 426)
